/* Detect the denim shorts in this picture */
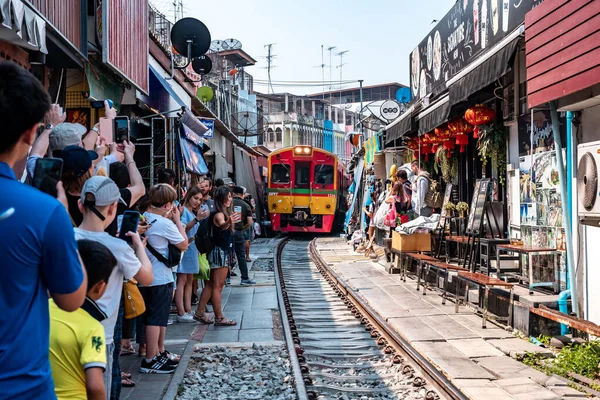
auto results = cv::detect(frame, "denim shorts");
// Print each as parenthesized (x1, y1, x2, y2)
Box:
(243, 229, 251, 241)
(139, 283, 174, 327)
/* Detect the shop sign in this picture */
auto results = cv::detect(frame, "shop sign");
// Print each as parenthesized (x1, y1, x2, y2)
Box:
(198, 117, 214, 139)
(380, 100, 401, 121)
(409, 0, 545, 101)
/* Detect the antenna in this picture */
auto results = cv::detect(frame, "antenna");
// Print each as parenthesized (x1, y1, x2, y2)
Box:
(336, 50, 349, 105)
(264, 43, 277, 94)
(326, 45, 337, 93)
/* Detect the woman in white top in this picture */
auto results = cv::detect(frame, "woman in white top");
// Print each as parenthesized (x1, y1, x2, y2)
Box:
(175, 187, 209, 323)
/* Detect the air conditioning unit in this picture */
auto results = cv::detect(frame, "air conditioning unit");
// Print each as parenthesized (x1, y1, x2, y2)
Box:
(577, 141, 600, 226)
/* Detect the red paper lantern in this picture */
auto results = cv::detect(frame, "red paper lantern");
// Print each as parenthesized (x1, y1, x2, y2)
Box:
(420, 136, 432, 161)
(350, 134, 360, 146)
(464, 104, 496, 138)
(435, 124, 455, 158)
(447, 117, 474, 153)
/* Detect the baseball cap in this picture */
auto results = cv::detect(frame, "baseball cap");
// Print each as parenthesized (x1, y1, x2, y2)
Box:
(223, 177, 234, 186)
(232, 186, 244, 195)
(49, 123, 87, 152)
(54, 145, 98, 177)
(81, 176, 126, 206)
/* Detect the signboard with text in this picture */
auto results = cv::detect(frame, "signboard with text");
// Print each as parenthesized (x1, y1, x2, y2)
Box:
(409, 0, 545, 101)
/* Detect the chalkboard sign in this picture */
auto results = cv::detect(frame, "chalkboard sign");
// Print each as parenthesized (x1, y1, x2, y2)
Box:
(467, 179, 490, 235)
(439, 184, 453, 227)
(466, 180, 481, 234)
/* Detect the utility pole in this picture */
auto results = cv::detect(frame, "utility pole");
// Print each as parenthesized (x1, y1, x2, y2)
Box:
(321, 45, 325, 100)
(264, 43, 276, 94)
(359, 79, 364, 144)
(336, 50, 349, 105)
(326, 46, 336, 93)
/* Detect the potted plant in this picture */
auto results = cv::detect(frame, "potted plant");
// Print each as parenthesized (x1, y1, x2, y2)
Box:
(443, 202, 456, 217)
(477, 123, 508, 185)
(456, 202, 469, 218)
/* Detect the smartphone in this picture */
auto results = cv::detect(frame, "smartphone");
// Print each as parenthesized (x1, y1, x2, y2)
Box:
(90, 99, 114, 109)
(33, 158, 63, 197)
(113, 116, 129, 143)
(200, 204, 209, 213)
(118, 210, 140, 243)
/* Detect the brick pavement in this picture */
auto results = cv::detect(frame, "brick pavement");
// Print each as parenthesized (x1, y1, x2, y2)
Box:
(315, 237, 587, 400)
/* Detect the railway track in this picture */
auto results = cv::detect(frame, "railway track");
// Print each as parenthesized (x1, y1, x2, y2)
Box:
(275, 237, 469, 400)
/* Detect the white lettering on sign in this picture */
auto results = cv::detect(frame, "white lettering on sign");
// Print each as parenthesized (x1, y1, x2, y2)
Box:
(447, 22, 465, 56)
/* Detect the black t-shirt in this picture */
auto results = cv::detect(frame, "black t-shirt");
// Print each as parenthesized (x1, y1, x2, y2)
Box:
(232, 197, 251, 231)
(105, 188, 132, 236)
(67, 193, 83, 227)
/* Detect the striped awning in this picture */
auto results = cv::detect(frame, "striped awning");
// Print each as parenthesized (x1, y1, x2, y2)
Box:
(363, 135, 380, 165)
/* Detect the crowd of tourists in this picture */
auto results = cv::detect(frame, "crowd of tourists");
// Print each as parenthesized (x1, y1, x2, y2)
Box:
(0, 62, 258, 399)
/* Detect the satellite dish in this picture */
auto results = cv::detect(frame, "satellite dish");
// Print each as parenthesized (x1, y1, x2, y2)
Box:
(170, 18, 211, 59)
(209, 40, 223, 53)
(196, 86, 214, 103)
(192, 55, 212, 75)
(221, 38, 242, 51)
(396, 87, 411, 103)
(229, 111, 268, 137)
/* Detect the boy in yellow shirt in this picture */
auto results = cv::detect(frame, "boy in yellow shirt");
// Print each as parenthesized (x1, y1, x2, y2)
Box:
(49, 239, 117, 400)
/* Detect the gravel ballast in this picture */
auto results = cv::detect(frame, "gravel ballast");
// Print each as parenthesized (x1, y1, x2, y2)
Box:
(177, 344, 296, 400)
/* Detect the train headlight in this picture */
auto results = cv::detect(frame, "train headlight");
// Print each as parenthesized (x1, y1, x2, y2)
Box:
(303, 147, 311, 154)
(326, 204, 331, 209)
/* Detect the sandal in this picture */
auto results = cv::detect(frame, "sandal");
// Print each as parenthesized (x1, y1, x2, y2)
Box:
(121, 372, 132, 379)
(122, 378, 135, 388)
(214, 317, 237, 326)
(120, 345, 135, 356)
(193, 312, 214, 325)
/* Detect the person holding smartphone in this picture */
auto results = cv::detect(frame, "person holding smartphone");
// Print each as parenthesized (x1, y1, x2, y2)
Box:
(196, 186, 240, 326)
(0, 61, 88, 400)
(231, 186, 255, 285)
(175, 187, 210, 323)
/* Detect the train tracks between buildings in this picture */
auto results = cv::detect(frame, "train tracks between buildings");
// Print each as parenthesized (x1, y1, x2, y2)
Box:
(274, 237, 470, 400)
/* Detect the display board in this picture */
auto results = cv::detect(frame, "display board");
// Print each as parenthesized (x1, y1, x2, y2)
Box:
(466, 179, 490, 235)
(439, 184, 453, 227)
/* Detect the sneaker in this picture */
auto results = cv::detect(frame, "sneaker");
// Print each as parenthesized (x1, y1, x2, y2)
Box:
(161, 351, 180, 366)
(139, 356, 176, 374)
(191, 294, 199, 305)
(230, 271, 238, 277)
(240, 279, 256, 285)
(226, 277, 231, 285)
(177, 313, 196, 323)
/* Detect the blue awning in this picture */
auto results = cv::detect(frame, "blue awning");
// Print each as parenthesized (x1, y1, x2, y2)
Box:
(148, 64, 187, 108)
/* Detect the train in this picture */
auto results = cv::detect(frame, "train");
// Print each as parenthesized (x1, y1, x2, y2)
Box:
(266, 146, 348, 233)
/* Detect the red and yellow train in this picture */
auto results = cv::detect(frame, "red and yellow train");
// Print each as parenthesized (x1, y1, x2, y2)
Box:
(267, 146, 348, 233)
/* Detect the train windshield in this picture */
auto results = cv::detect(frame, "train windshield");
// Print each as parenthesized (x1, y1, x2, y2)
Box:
(295, 162, 311, 188)
(314, 164, 334, 186)
(271, 163, 290, 184)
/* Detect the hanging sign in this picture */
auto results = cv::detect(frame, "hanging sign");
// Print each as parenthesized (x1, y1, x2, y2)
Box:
(380, 100, 401, 121)
(198, 117, 214, 139)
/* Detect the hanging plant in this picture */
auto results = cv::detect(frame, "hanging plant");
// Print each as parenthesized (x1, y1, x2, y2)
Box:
(477, 123, 507, 185)
(434, 145, 457, 184)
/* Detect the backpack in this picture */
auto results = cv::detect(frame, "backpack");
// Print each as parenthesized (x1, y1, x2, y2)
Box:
(419, 175, 443, 209)
(147, 242, 182, 268)
(195, 212, 217, 255)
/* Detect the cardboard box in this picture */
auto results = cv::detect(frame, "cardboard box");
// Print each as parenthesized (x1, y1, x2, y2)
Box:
(392, 231, 431, 252)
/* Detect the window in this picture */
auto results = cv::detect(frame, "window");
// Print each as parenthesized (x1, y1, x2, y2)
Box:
(314, 164, 334, 185)
(295, 162, 310, 187)
(275, 128, 282, 142)
(267, 128, 274, 143)
(271, 164, 290, 184)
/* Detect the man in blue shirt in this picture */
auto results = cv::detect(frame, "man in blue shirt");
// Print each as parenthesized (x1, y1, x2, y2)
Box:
(0, 62, 87, 399)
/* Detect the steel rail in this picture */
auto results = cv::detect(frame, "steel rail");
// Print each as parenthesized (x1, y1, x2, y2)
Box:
(308, 239, 470, 400)
(273, 237, 308, 400)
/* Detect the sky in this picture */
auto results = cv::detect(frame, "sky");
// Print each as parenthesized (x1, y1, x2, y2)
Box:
(151, 0, 456, 95)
